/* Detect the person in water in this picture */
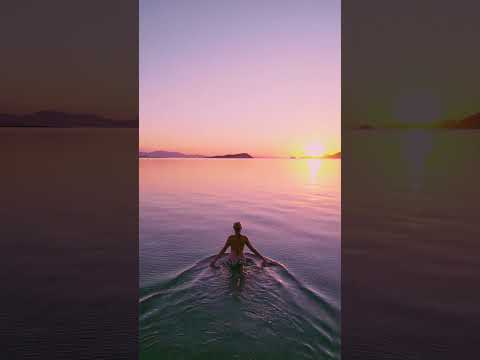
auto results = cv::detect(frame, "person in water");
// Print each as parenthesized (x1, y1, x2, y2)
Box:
(210, 222, 267, 269)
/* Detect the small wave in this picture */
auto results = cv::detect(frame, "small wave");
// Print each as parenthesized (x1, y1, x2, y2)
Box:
(139, 253, 340, 359)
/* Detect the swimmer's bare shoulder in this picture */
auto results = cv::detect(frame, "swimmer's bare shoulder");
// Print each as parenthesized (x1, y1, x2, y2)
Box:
(210, 222, 273, 268)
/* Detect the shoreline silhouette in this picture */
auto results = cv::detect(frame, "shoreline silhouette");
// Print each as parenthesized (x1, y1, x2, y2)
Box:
(0, 111, 137, 128)
(352, 111, 480, 131)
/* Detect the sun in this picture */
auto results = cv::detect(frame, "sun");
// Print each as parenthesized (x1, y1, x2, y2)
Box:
(303, 143, 325, 157)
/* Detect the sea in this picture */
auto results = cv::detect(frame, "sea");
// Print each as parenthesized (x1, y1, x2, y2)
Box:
(4, 128, 479, 359)
(342, 129, 480, 359)
(139, 158, 341, 359)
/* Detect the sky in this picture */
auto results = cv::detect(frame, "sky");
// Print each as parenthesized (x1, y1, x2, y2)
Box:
(342, 0, 480, 128)
(140, 0, 340, 157)
(1, 1, 137, 120)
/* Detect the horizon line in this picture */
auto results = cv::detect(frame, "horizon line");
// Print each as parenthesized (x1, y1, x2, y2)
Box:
(138, 149, 342, 158)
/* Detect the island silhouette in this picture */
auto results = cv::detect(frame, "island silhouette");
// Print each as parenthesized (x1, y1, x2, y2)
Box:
(139, 151, 204, 158)
(0, 111, 137, 128)
(290, 152, 341, 159)
(139, 150, 342, 159)
(441, 112, 480, 129)
(208, 153, 253, 159)
(139, 151, 254, 159)
(353, 111, 480, 130)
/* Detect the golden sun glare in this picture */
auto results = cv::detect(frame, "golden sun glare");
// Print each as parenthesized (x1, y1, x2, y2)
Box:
(303, 143, 325, 157)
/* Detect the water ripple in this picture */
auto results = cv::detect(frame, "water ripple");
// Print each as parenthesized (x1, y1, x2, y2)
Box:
(140, 254, 340, 359)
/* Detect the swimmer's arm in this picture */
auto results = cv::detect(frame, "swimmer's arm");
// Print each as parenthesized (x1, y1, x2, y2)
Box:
(245, 237, 266, 262)
(210, 237, 230, 267)
(246, 238, 278, 267)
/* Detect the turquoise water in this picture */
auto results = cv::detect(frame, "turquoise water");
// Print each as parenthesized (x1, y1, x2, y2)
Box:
(140, 159, 340, 359)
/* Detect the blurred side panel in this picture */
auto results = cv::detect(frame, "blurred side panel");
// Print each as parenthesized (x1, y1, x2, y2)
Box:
(0, 1, 138, 359)
(342, 1, 480, 358)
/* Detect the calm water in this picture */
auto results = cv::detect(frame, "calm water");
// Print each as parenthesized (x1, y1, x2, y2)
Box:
(2, 128, 138, 358)
(342, 130, 480, 359)
(140, 159, 341, 359)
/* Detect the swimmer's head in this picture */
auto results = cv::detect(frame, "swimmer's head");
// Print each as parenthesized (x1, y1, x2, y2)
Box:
(233, 222, 242, 234)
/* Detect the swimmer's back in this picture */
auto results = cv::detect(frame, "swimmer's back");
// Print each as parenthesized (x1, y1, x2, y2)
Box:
(228, 234, 248, 256)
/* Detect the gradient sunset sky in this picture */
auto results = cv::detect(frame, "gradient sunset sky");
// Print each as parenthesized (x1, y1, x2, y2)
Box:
(140, 0, 340, 157)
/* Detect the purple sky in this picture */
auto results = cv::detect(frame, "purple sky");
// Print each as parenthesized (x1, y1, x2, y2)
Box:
(140, 0, 340, 157)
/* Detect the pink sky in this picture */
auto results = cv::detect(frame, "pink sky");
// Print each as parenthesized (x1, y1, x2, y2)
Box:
(140, 0, 340, 157)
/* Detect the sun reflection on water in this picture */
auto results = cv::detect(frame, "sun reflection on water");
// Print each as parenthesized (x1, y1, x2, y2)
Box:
(305, 159, 323, 184)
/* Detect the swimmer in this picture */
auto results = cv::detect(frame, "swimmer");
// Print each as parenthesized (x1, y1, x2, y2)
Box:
(210, 222, 268, 269)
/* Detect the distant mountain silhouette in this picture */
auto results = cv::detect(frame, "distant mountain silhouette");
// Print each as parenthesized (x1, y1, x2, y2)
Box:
(139, 150, 204, 158)
(354, 124, 375, 130)
(0, 111, 137, 128)
(208, 153, 253, 159)
(139, 151, 254, 158)
(296, 152, 341, 159)
(322, 151, 341, 159)
(352, 112, 480, 130)
(439, 112, 480, 129)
